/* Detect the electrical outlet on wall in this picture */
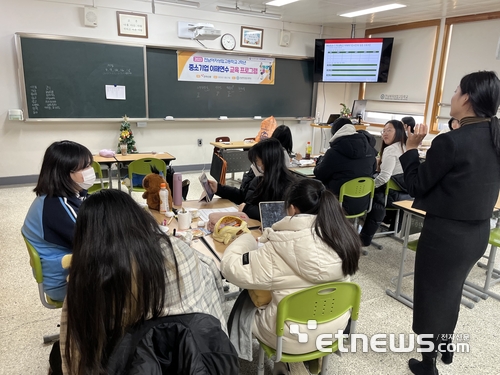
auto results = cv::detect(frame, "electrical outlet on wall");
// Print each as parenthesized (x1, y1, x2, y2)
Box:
(197, 138, 203, 147)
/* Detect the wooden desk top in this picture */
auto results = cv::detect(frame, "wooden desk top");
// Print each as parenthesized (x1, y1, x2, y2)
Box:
(93, 152, 176, 163)
(392, 200, 426, 216)
(395, 192, 500, 214)
(150, 198, 261, 269)
(289, 166, 315, 177)
(210, 141, 256, 149)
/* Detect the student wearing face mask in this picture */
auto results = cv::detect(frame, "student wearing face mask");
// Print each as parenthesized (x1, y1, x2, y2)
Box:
(22, 140, 94, 301)
(208, 138, 296, 220)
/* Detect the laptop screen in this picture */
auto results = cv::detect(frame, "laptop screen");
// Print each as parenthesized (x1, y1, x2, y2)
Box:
(259, 201, 287, 229)
(326, 113, 340, 124)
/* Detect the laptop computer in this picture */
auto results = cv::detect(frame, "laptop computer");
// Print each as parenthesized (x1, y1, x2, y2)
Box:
(326, 113, 340, 124)
(259, 201, 287, 229)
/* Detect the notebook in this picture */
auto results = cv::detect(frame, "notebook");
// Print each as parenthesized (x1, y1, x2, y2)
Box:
(259, 201, 287, 229)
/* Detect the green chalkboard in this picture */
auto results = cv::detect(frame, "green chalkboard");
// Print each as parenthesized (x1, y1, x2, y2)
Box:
(19, 35, 147, 119)
(146, 48, 313, 118)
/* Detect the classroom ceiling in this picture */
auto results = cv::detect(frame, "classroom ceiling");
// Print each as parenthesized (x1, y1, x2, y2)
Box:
(193, 0, 500, 29)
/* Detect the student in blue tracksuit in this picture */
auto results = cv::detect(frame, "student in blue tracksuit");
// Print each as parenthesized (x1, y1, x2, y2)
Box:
(22, 140, 94, 301)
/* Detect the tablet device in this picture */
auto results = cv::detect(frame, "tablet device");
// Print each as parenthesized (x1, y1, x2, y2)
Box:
(259, 201, 287, 229)
(199, 172, 215, 202)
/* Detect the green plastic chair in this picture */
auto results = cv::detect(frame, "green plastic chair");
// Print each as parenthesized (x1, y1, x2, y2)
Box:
(257, 282, 361, 375)
(338, 177, 375, 220)
(127, 158, 167, 195)
(87, 161, 109, 194)
(21, 233, 63, 343)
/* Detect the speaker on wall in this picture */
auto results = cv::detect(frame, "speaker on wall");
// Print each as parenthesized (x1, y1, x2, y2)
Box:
(84, 6, 98, 27)
(279, 30, 291, 47)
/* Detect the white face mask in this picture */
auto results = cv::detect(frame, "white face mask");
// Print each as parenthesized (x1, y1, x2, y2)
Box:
(251, 163, 264, 177)
(77, 166, 96, 190)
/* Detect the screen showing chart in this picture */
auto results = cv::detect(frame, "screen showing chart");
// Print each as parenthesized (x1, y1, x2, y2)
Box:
(313, 38, 394, 83)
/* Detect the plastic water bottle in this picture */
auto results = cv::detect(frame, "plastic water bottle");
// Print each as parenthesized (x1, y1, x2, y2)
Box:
(305, 141, 312, 159)
(159, 183, 169, 214)
(173, 172, 183, 206)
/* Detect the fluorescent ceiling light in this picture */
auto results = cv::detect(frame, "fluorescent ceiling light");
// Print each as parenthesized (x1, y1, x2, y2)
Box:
(216, 6, 282, 19)
(156, 0, 200, 8)
(266, 0, 299, 6)
(339, 3, 406, 18)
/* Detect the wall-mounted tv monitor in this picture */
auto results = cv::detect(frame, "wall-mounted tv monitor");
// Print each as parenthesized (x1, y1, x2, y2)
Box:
(313, 38, 394, 83)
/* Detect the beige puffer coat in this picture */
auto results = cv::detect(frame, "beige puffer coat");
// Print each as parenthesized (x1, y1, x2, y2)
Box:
(221, 214, 350, 354)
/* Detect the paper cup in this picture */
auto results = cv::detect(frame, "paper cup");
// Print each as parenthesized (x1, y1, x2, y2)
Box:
(178, 211, 191, 230)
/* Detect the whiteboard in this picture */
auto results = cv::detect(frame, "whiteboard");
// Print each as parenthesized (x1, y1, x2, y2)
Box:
(440, 18, 500, 118)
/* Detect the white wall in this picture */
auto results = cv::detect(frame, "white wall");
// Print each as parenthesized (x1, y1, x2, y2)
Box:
(0, 0, 357, 180)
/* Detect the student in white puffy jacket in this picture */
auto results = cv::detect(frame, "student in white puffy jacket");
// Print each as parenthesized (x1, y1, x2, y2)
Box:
(221, 178, 361, 355)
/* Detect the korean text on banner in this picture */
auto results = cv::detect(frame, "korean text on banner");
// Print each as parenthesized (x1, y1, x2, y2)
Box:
(177, 51, 275, 85)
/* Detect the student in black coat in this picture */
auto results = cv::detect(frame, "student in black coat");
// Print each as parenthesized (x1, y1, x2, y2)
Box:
(400, 71, 500, 375)
(209, 138, 296, 220)
(314, 118, 377, 215)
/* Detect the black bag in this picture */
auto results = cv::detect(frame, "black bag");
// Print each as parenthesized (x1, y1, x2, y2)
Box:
(390, 173, 408, 193)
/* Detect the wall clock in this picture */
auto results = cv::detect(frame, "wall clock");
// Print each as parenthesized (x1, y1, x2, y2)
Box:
(221, 33, 236, 50)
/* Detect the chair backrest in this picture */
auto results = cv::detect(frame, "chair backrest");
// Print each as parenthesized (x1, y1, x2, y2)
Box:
(128, 158, 168, 191)
(338, 177, 375, 217)
(88, 160, 106, 194)
(21, 232, 63, 309)
(384, 178, 402, 207)
(215, 136, 230, 143)
(275, 282, 361, 337)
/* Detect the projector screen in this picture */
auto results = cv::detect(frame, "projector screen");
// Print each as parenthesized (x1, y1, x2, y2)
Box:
(313, 38, 394, 83)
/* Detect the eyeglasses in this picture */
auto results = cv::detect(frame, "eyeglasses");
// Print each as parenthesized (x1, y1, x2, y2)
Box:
(380, 129, 395, 135)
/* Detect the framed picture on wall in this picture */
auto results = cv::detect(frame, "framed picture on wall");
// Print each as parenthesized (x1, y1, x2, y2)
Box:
(240, 27, 263, 49)
(117, 11, 148, 38)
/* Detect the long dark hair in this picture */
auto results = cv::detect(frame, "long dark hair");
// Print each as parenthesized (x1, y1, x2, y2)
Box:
(459, 71, 500, 156)
(248, 138, 296, 204)
(380, 120, 407, 159)
(34, 140, 93, 197)
(284, 179, 361, 276)
(401, 116, 416, 133)
(272, 125, 293, 155)
(65, 189, 169, 374)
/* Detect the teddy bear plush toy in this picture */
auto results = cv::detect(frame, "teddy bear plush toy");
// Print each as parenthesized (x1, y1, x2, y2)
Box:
(142, 166, 173, 211)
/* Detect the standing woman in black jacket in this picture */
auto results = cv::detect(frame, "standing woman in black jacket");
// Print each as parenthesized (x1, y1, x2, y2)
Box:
(400, 71, 500, 375)
(209, 138, 296, 220)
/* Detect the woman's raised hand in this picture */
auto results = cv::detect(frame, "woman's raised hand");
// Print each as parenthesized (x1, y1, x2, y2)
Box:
(406, 124, 428, 150)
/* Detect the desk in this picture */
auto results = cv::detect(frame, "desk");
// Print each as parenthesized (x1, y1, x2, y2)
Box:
(210, 141, 256, 182)
(150, 198, 260, 269)
(386, 200, 478, 309)
(93, 152, 176, 188)
(289, 166, 315, 178)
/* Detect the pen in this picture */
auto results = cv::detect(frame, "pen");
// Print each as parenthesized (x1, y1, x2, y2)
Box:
(167, 216, 174, 225)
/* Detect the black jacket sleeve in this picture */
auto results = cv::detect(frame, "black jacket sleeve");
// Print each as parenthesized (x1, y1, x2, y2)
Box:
(399, 135, 454, 199)
(215, 183, 246, 204)
(241, 177, 261, 220)
(313, 147, 337, 183)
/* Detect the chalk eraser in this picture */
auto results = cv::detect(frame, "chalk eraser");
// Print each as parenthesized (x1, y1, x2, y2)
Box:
(219, 116, 228, 120)
(165, 116, 174, 120)
(254, 116, 262, 120)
